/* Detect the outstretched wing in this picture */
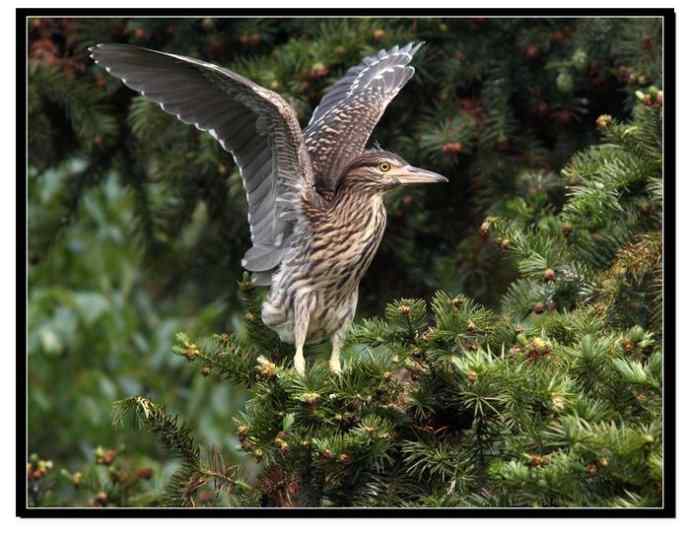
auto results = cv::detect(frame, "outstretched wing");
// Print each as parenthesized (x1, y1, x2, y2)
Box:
(90, 44, 315, 275)
(304, 42, 423, 190)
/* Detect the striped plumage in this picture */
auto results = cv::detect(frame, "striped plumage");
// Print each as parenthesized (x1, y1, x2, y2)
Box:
(261, 152, 393, 374)
(91, 41, 447, 375)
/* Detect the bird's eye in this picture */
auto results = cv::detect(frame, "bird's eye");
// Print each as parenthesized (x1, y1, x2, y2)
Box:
(378, 162, 391, 172)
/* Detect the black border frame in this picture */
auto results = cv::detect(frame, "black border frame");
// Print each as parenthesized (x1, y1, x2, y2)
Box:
(16, 7, 676, 518)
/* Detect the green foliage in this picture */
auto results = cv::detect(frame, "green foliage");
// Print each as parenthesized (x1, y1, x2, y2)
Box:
(87, 98, 662, 508)
(26, 450, 157, 508)
(112, 397, 254, 506)
(27, 171, 248, 505)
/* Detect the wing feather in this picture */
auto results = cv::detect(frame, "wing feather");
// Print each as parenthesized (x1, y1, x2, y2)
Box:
(304, 42, 423, 189)
(90, 44, 315, 275)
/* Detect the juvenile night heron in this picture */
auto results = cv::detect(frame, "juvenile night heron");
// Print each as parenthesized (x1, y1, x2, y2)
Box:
(91, 41, 447, 376)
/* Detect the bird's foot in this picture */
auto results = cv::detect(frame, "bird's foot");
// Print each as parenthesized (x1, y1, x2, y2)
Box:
(294, 352, 306, 376)
(329, 358, 342, 374)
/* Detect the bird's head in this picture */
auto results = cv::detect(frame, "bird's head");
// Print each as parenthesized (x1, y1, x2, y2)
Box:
(339, 150, 448, 196)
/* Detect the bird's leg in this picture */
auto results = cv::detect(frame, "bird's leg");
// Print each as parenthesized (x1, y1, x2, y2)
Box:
(293, 298, 310, 377)
(329, 325, 347, 374)
(294, 343, 306, 377)
(330, 293, 357, 374)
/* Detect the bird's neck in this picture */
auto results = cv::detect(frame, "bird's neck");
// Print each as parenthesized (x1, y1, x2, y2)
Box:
(330, 187, 386, 229)
(331, 189, 387, 276)
(319, 189, 387, 284)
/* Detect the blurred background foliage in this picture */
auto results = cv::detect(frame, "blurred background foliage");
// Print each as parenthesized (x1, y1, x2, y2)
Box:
(26, 16, 662, 505)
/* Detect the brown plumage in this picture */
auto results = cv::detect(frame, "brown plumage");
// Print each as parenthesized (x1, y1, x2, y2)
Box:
(91, 41, 447, 375)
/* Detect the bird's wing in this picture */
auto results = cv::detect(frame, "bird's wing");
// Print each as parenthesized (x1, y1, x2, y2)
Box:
(304, 42, 423, 190)
(90, 44, 315, 273)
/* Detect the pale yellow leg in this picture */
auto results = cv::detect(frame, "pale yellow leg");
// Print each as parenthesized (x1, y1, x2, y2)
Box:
(330, 290, 357, 374)
(293, 297, 310, 377)
(329, 348, 342, 374)
(294, 345, 306, 376)
(329, 325, 348, 374)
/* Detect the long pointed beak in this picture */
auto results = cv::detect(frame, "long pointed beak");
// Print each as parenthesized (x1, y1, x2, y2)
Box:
(395, 165, 449, 185)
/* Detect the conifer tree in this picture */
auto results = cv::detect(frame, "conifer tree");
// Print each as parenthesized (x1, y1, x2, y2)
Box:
(111, 99, 664, 507)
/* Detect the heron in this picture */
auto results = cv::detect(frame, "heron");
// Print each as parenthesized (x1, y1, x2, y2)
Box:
(91, 40, 447, 376)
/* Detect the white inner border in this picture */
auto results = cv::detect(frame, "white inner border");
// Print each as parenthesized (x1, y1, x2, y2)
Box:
(4, 1, 686, 530)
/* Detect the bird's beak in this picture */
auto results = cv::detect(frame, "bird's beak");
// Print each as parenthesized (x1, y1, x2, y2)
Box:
(395, 165, 449, 185)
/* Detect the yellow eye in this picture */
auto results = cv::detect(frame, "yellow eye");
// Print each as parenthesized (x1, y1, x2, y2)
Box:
(378, 162, 391, 172)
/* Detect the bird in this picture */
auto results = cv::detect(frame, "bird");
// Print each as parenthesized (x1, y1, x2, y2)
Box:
(90, 40, 447, 376)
